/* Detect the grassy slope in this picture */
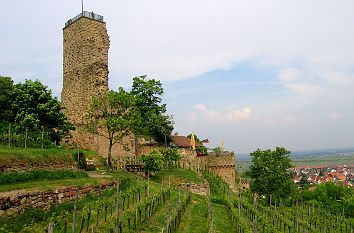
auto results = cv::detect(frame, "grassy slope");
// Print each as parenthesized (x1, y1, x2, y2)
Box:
(151, 168, 204, 185)
(0, 170, 141, 233)
(178, 194, 209, 233)
(0, 146, 99, 167)
(0, 165, 236, 233)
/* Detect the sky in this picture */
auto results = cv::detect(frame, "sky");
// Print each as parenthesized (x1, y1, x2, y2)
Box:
(1, 0, 354, 156)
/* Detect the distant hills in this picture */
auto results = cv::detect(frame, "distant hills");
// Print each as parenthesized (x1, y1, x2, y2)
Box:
(237, 147, 354, 161)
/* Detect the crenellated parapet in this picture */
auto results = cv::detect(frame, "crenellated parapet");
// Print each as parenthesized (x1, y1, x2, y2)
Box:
(206, 151, 236, 188)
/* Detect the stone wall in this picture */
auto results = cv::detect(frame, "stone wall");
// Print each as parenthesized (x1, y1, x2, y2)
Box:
(177, 183, 209, 196)
(0, 162, 76, 173)
(0, 181, 117, 217)
(207, 152, 236, 189)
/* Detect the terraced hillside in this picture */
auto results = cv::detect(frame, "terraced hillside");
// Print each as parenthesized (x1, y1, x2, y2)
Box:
(0, 148, 353, 233)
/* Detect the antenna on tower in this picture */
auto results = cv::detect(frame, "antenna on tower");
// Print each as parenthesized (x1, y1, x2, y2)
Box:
(81, 0, 84, 14)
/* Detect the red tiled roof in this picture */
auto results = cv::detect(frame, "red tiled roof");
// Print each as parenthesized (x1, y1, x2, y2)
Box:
(170, 135, 191, 147)
(171, 135, 203, 148)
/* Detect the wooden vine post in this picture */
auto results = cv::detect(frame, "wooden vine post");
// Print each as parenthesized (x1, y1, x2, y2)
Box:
(115, 180, 120, 233)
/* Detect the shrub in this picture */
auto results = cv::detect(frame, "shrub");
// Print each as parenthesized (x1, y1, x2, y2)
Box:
(140, 151, 164, 176)
(160, 147, 181, 168)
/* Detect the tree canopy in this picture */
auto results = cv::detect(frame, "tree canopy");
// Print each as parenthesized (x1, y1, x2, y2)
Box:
(249, 147, 296, 203)
(85, 88, 135, 170)
(131, 75, 173, 144)
(0, 76, 14, 124)
(0, 77, 73, 143)
(140, 150, 164, 176)
(299, 182, 354, 217)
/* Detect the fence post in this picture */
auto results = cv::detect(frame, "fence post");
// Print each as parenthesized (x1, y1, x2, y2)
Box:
(77, 143, 80, 168)
(72, 189, 80, 233)
(147, 173, 150, 199)
(115, 180, 120, 233)
(166, 203, 172, 233)
(47, 222, 54, 233)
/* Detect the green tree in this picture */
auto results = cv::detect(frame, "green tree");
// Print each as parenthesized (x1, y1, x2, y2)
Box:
(131, 75, 173, 144)
(160, 147, 181, 168)
(10, 79, 73, 142)
(299, 182, 354, 217)
(140, 150, 164, 176)
(300, 173, 308, 185)
(249, 147, 296, 204)
(86, 88, 135, 171)
(0, 76, 14, 123)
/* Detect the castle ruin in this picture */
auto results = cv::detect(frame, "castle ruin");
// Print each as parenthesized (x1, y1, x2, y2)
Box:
(61, 11, 135, 157)
(60, 12, 236, 187)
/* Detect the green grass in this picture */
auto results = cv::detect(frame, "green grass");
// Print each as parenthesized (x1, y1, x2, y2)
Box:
(0, 146, 99, 167)
(212, 202, 235, 233)
(292, 154, 354, 167)
(0, 170, 135, 192)
(138, 189, 179, 233)
(0, 177, 99, 192)
(0, 172, 141, 233)
(152, 168, 204, 185)
(178, 194, 209, 233)
(0, 169, 89, 185)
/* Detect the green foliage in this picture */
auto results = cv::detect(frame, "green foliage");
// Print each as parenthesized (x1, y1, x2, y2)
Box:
(72, 151, 86, 169)
(0, 147, 76, 167)
(160, 147, 181, 168)
(249, 147, 296, 203)
(0, 178, 136, 232)
(131, 75, 173, 144)
(0, 169, 88, 185)
(298, 182, 354, 217)
(196, 145, 208, 156)
(86, 88, 135, 170)
(211, 146, 222, 155)
(152, 168, 203, 184)
(140, 150, 164, 176)
(211, 196, 227, 205)
(0, 76, 14, 123)
(203, 170, 228, 199)
(10, 79, 74, 142)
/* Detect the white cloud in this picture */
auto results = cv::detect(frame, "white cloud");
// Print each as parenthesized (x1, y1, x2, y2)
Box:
(2, 0, 354, 153)
(285, 83, 323, 96)
(329, 112, 342, 120)
(192, 104, 252, 124)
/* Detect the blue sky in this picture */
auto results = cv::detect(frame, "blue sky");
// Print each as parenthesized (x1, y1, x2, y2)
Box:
(1, 0, 354, 155)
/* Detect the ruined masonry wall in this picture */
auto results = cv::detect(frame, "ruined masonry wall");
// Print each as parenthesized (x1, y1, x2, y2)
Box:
(207, 152, 236, 189)
(0, 162, 76, 173)
(0, 181, 117, 217)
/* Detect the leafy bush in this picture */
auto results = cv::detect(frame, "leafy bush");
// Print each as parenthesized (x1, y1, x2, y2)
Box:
(160, 147, 181, 168)
(140, 150, 164, 176)
(211, 197, 227, 205)
(0, 170, 89, 185)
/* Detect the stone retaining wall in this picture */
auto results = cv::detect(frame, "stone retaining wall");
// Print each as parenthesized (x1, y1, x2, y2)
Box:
(0, 181, 117, 217)
(177, 183, 209, 196)
(0, 162, 76, 173)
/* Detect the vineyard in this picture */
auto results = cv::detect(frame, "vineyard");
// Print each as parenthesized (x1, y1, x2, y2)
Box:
(0, 168, 353, 233)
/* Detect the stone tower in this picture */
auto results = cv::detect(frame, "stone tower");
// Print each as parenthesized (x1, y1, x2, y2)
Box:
(61, 11, 110, 150)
